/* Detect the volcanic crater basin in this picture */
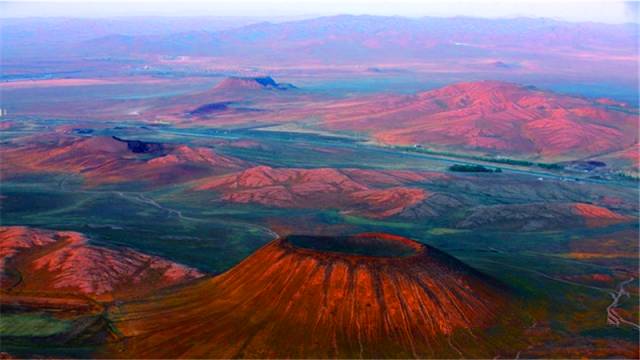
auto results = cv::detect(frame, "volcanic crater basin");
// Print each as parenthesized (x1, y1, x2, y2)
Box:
(108, 233, 526, 359)
(286, 233, 421, 257)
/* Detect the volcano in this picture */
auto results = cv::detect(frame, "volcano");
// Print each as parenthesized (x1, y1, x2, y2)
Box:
(109, 233, 522, 358)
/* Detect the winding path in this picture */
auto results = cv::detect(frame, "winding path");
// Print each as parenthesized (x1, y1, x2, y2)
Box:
(475, 259, 639, 331)
(114, 191, 279, 241)
(606, 277, 640, 330)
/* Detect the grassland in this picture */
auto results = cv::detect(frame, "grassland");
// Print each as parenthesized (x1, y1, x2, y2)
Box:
(1, 119, 638, 357)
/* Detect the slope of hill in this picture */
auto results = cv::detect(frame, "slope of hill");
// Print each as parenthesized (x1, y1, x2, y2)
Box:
(193, 165, 445, 218)
(0, 134, 245, 186)
(109, 233, 522, 358)
(589, 144, 640, 175)
(318, 81, 638, 160)
(457, 202, 631, 231)
(0, 226, 203, 302)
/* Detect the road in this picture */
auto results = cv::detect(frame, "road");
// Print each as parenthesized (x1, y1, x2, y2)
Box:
(114, 190, 279, 241)
(155, 127, 634, 187)
(606, 277, 640, 330)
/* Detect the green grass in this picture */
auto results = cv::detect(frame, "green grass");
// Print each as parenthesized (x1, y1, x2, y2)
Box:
(427, 227, 466, 235)
(396, 145, 565, 170)
(343, 215, 417, 229)
(0, 314, 71, 337)
(449, 164, 502, 173)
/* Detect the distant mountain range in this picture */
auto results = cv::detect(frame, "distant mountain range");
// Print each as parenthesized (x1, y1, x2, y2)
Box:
(85, 16, 638, 61)
(4, 15, 636, 62)
(3, 15, 636, 97)
(0, 16, 280, 58)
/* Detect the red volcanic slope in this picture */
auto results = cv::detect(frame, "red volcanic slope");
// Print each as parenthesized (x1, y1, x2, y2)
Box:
(571, 203, 630, 227)
(194, 165, 440, 218)
(458, 202, 630, 231)
(0, 226, 202, 300)
(592, 144, 640, 173)
(110, 233, 521, 358)
(319, 81, 638, 160)
(616, 145, 639, 167)
(0, 134, 244, 186)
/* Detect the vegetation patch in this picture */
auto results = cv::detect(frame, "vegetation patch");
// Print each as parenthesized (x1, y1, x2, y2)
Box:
(449, 164, 502, 173)
(0, 314, 71, 337)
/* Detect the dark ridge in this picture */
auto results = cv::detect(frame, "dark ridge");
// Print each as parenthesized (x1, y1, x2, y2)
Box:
(188, 102, 264, 116)
(449, 164, 502, 173)
(587, 160, 606, 167)
(492, 61, 520, 69)
(221, 76, 297, 90)
(189, 101, 233, 115)
(567, 160, 607, 171)
(73, 128, 94, 135)
(112, 136, 165, 154)
(253, 76, 278, 87)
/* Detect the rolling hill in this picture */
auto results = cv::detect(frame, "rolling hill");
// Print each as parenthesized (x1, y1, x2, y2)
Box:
(317, 81, 638, 161)
(0, 134, 245, 186)
(0, 226, 202, 303)
(193, 165, 445, 218)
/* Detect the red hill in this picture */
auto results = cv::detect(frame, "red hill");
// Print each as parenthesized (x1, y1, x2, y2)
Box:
(0, 134, 244, 186)
(0, 226, 202, 303)
(320, 81, 638, 160)
(591, 144, 640, 175)
(109, 233, 522, 358)
(193, 165, 440, 218)
(458, 202, 631, 231)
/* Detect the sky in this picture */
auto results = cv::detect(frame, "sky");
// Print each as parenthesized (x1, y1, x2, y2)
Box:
(1, 0, 638, 23)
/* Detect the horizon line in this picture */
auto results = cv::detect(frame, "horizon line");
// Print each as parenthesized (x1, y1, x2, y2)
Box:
(1, 13, 638, 26)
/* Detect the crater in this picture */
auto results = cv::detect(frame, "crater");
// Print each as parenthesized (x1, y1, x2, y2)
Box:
(286, 233, 421, 257)
(112, 136, 165, 154)
(110, 232, 520, 358)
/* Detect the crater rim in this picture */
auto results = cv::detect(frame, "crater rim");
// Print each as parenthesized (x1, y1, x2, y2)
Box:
(283, 233, 423, 258)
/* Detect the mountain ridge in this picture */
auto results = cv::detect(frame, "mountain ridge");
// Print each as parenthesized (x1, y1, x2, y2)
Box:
(318, 80, 638, 160)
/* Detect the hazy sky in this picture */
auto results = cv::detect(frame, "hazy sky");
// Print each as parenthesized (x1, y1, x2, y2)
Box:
(1, 0, 638, 23)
